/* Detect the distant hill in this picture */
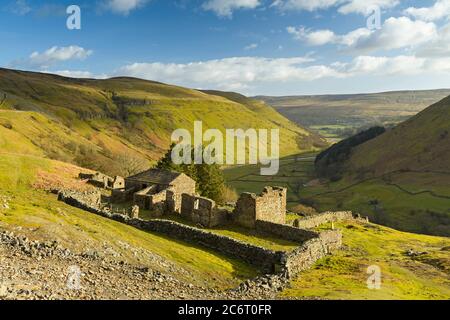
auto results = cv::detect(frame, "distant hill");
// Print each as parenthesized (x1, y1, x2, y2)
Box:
(0, 68, 325, 176)
(344, 95, 450, 177)
(257, 89, 450, 141)
(302, 96, 450, 236)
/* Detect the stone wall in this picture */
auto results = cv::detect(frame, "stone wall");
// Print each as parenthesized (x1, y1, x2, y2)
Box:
(180, 194, 228, 227)
(234, 187, 287, 228)
(111, 188, 135, 203)
(58, 190, 343, 278)
(255, 220, 318, 243)
(132, 219, 283, 273)
(282, 230, 342, 278)
(293, 211, 355, 229)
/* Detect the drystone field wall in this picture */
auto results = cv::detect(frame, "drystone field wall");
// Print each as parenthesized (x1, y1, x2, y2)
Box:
(58, 191, 343, 278)
(180, 194, 228, 228)
(294, 211, 355, 229)
(282, 230, 342, 278)
(255, 220, 318, 243)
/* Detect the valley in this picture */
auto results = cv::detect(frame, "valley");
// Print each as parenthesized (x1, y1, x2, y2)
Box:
(258, 89, 450, 141)
(0, 68, 449, 300)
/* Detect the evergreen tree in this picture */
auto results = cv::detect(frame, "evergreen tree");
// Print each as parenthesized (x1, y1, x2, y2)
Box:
(155, 144, 226, 203)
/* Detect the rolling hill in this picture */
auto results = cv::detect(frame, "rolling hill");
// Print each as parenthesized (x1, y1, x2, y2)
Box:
(257, 90, 450, 141)
(0, 68, 325, 177)
(0, 152, 449, 299)
(302, 96, 450, 236)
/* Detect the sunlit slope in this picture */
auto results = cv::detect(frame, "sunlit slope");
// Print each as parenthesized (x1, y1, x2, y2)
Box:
(0, 153, 257, 288)
(283, 221, 450, 300)
(346, 95, 450, 176)
(302, 96, 450, 236)
(0, 68, 325, 176)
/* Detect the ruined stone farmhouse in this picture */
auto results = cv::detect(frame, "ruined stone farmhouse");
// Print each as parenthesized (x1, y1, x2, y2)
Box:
(79, 172, 124, 190)
(112, 169, 196, 216)
(234, 187, 287, 228)
(86, 167, 289, 229)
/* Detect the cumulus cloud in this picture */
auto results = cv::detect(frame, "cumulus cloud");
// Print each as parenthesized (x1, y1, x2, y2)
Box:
(404, 0, 450, 22)
(288, 17, 437, 53)
(30, 46, 92, 68)
(114, 56, 340, 91)
(12, 46, 93, 69)
(102, 0, 150, 15)
(338, 0, 399, 15)
(202, 0, 261, 18)
(272, 0, 399, 15)
(46, 70, 95, 78)
(111, 53, 450, 93)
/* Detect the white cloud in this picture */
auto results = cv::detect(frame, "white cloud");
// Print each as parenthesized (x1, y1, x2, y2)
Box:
(115, 56, 341, 91)
(338, 0, 399, 15)
(288, 17, 437, 53)
(202, 0, 261, 18)
(10, 0, 31, 15)
(244, 43, 259, 50)
(115, 54, 450, 91)
(287, 26, 338, 45)
(26, 46, 93, 69)
(102, 0, 149, 15)
(46, 70, 95, 78)
(404, 0, 450, 21)
(272, 0, 399, 15)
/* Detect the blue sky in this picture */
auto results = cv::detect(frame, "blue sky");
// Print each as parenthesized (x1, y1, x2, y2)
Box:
(1, 0, 450, 95)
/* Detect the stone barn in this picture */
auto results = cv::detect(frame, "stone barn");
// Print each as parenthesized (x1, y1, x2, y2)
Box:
(180, 194, 228, 228)
(234, 186, 287, 228)
(124, 169, 196, 215)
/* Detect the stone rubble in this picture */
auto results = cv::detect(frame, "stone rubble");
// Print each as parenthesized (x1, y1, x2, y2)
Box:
(0, 229, 291, 300)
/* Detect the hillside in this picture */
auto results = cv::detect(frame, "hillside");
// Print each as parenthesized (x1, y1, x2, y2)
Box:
(301, 96, 450, 236)
(0, 153, 448, 299)
(257, 89, 450, 141)
(0, 68, 325, 177)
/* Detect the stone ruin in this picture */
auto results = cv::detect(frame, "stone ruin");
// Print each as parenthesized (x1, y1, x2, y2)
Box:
(180, 194, 228, 228)
(79, 169, 291, 232)
(79, 172, 124, 190)
(111, 169, 196, 217)
(233, 187, 287, 229)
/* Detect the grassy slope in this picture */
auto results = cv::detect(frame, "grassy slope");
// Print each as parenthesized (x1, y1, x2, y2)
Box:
(347, 96, 450, 175)
(0, 68, 325, 176)
(1, 153, 448, 299)
(258, 89, 450, 139)
(283, 221, 450, 300)
(0, 153, 258, 289)
(300, 96, 450, 236)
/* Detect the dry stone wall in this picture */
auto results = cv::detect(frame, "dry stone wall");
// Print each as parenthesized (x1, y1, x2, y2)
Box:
(293, 211, 355, 229)
(255, 220, 318, 243)
(58, 190, 343, 278)
(282, 230, 342, 278)
(180, 194, 228, 227)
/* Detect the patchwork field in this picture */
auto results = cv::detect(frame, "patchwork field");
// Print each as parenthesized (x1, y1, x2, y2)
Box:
(223, 153, 317, 208)
(299, 173, 450, 237)
(258, 89, 450, 140)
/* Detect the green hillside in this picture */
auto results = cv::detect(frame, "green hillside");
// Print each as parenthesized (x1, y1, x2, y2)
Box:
(301, 96, 450, 236)
(0, 68, 325, 176)
(258, 89, 450, 141)
(1, 152, 448, 299)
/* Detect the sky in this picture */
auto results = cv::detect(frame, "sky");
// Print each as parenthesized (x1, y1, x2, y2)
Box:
(1, 0, 450, 96)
